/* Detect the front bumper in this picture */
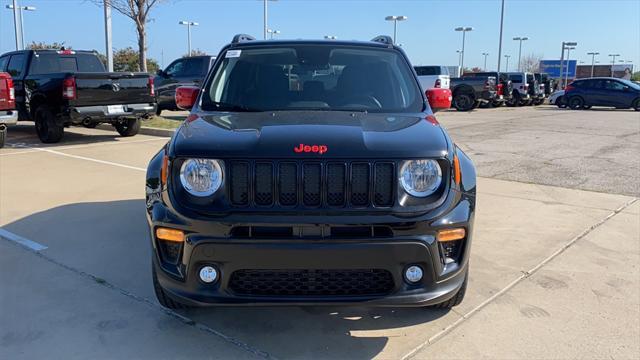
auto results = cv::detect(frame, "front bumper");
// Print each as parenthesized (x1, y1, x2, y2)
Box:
(148, 194, 475, 307)
(66, 103, 156, 123)
(0, 109, 18, 125)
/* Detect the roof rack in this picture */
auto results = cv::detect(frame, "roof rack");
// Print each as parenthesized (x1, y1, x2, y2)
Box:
(371, 35, 394, 46)
(232, 34, 256, 44)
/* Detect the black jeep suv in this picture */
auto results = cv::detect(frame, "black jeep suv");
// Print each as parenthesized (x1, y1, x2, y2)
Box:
(145, 35, 476, 309)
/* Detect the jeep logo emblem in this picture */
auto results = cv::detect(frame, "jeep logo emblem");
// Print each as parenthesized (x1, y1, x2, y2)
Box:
(294, 143, 328, 155)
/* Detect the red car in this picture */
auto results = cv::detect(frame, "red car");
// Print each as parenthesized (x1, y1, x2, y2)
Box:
(0, 72, 17, 148)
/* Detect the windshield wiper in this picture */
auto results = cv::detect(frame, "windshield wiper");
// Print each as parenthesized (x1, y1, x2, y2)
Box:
(209, 101, 262, 112)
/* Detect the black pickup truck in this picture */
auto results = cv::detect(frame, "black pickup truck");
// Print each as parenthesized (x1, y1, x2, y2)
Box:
(461, 71, 513, 108)
(450, 75, 497, 111)
(0, 49, 156, 143)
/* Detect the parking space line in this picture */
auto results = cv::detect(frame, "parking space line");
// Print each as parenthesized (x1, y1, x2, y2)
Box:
(32, 147, 147, 172)
(401, 197, 638, 360)
(0, 228, 48, 251)
(1, 228, 275, 359)
(0, 137, 168, 157)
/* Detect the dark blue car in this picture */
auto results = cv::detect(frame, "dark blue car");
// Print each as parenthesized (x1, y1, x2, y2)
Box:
(565, 77, 640, 111)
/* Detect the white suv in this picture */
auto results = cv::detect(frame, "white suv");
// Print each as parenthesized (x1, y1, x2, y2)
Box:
(414, 65, 450, 91)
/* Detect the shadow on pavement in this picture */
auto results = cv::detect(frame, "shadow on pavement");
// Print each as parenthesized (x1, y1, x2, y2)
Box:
(3, 123, 138, 149)
(2, 199, 449, 359)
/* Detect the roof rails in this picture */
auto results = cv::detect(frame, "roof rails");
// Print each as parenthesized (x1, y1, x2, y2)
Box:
(232, 34, 256, 44)
(371, 35, 394, 46)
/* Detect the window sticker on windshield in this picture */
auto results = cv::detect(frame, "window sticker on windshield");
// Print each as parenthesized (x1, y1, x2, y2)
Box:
(226, 50, 241, 58)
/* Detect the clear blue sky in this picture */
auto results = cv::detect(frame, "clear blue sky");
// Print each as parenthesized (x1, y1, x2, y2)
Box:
(1, 0, 638, 71)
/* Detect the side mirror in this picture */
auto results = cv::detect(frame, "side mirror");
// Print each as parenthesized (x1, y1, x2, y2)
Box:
(175, 86, 200, 110)
(426, 88, 452, 113)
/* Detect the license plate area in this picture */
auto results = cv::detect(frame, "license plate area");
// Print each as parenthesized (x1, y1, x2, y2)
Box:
(107, 105, 125, 114)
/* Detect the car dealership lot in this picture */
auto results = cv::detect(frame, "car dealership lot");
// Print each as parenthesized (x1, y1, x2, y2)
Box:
(1, 106, 638, 359)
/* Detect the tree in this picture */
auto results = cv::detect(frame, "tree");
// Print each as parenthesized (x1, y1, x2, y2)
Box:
(93, 0, 164, 72)
(183, 49, 207, 57)
(632, 71, 640, 81)
(519, 53, 543, 73)
(112, 47, 159, 73)
(28, 41, 69, 50)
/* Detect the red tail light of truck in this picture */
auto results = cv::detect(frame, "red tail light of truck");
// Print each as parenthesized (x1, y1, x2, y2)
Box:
(62, 76, 77, 100)
(148, 77, 155, 96)
(497, 83, 504, 96)
(0, 73, 16, 110)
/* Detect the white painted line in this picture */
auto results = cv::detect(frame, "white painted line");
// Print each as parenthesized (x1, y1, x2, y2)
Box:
(401, 197, 639, 360)
(0, 228, 48, 251)
(33, 147, 146, 172)
(0, 137, 168, 157)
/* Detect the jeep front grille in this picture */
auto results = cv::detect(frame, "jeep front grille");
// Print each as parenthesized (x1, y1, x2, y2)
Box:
(228, 160, 395, 209)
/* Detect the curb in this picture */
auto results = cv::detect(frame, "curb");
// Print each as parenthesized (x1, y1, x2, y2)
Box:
(96, 124, 175, 137)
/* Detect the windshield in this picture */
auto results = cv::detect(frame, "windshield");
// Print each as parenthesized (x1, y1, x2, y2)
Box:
(201, 45, 424, 113)
(619, 79, 640, 90)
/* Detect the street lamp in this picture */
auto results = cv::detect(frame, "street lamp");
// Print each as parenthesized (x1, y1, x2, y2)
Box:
(324, 35, 337, 40)
(6, 3, 36, 50)
(564, 46, 575, 87)
(513, 36, 529, 71)
(559, 41, 577, 88)
(267, 29, 280, 39)
(179, 21, 199, 56)
(482, 52, 489, 70)
(260, 0, 278, 40)
(608, 54, 620, 77)
(456, 50, 462, 69)
(385, 16, 407, 44)
(455, 26, 473, 74)
(504, 55, 511, 71)
(587, 52, 599, 77)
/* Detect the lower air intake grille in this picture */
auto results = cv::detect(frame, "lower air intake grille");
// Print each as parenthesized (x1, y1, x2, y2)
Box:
(228, 269, 395, 297)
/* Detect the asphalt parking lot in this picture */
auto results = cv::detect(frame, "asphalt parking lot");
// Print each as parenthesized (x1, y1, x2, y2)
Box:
(1, 105, 639, 359)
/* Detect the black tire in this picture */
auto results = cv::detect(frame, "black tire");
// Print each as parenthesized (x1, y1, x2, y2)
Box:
(556, 96, 567, 108)
(453, 93, 475, 111)
(114, 118, 141, 137)
(35, 105, 64, 143)
(155, 106, 162, 116)
(633, 99, 640, 111)
(0, 127, 6, 148)
(83, 122, 98, 128)
(479, 101, 493, 109)
(569, 96, 584, 110)
(582, 105, 592, 110)
(492, 100, 504, 107)
(152, 267, 189, 310)
(432, 270, 468, 309)
(506, 92, 521, 107)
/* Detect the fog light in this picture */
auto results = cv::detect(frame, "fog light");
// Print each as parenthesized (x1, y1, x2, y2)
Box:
(199, 266, 218, 284)
(404, 265, 423, 283)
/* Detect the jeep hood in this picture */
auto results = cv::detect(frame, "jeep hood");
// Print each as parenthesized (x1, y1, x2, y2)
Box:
(171, 111, 450, 159)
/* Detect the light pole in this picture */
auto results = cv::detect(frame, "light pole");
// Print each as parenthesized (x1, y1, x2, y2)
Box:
(103, 0, 113, 72)
(482, 52, 489, 70)
(262, 0, 277, 40)
(564, 46, 575, 86)
(179, 21, 199, 56)
(559, 41, 577, 89)
(608, 54, 620, 76)
(385, 16, 407, 44)
(587, 52, 599, 77)
(497, 0, 505, 73)
(324, 35, 337, 40)
(456, 50, 462, 69)
(7, 1, 22, 50)
(455, 26, 473, 74)
(6, 3, 35, 50)
(513, 36, 528, 71)
(267, 29, 280, 39)
(504, 55, 511, 71)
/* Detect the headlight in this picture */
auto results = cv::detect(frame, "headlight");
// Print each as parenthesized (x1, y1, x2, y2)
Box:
(179, 159, 223, 196)
(399, 160, 442, 197)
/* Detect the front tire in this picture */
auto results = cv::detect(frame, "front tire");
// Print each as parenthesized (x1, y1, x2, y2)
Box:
(114, 118, 141, 137)
(506, 92, 521, 107)
(432, 270, 468, 309)
(569, 96, 585, 110)
(35, 105, 64, 143)
(633, 99, 640, 111)
(152, 267, 189, 310)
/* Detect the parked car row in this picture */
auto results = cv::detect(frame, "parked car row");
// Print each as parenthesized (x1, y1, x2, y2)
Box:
(559, 77, 640, 111)
(414, 65, 555, 112)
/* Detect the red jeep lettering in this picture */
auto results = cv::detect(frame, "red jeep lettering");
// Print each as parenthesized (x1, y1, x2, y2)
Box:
(293, 143, 328, 155)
